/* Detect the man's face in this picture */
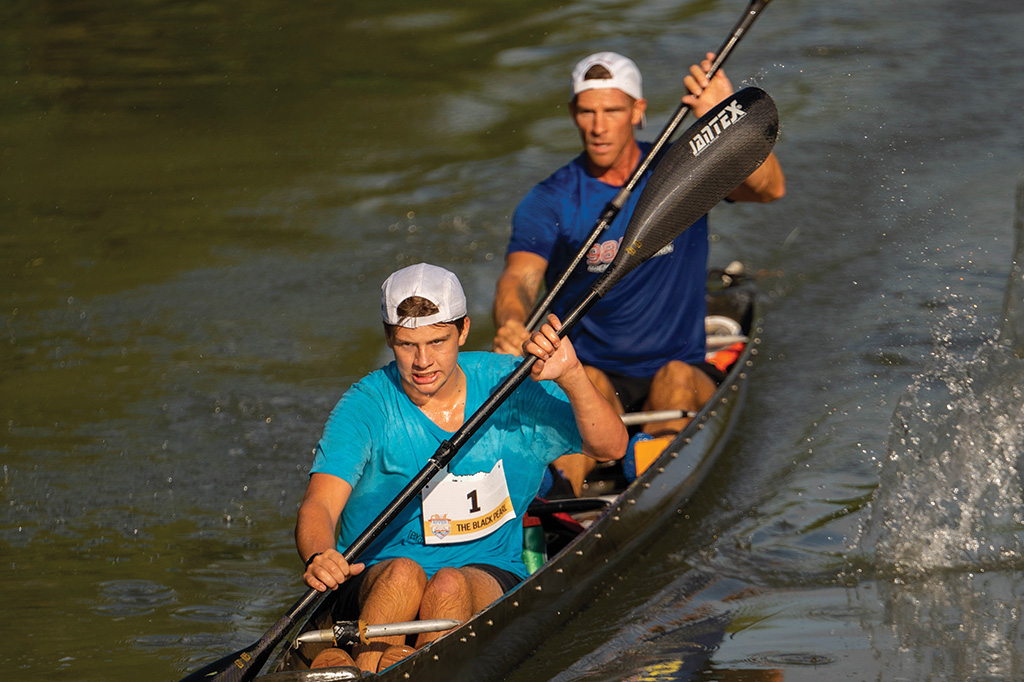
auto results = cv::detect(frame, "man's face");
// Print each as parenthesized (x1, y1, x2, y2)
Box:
(570, 88, 646, 174)
(388, 320, 470, 404)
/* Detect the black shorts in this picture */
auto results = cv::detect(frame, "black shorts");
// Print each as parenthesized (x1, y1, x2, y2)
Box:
(330, 562, 523, 621)
(604, 361, 726, 413)
(330, 569, 368, 622)
(464, 563, 524, 592)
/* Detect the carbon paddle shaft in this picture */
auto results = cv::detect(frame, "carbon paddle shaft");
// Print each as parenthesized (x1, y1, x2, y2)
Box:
(176, 87, 778, 682)
(524, 0, 773, 331)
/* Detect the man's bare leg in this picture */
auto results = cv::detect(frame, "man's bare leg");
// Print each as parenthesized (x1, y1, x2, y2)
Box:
(414, 566, 503, 648)
(353, 558, 427, 672)
(642, 361, 716, 436)
(374, 566, 503, 671)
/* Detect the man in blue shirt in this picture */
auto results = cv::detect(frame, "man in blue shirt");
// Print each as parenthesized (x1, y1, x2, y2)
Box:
(296, 263, 626, 672)
(493, 52, 785, 493)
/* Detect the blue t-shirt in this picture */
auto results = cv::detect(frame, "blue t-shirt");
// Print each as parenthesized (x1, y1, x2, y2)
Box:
(311, 352, 582, 579)
(508, 142, 708, 376)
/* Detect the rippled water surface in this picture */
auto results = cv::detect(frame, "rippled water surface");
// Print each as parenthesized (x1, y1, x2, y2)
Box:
(3, 1, 1024, 680)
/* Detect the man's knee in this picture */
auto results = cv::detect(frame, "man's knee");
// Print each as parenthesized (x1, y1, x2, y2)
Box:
(423, 566, 471, 603)
(367, 557, 427, 600)
(648, 361, 715, 411)
(652, 360, 697, 389)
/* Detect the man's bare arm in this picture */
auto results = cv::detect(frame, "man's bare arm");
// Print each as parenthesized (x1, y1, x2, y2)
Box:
(524, 315, 628, 462)
(492, 251, 548, 356)
(295, 473, 364, 592)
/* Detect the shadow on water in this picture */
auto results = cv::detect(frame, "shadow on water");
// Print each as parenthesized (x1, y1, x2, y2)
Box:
(854, 175, 1024, 680)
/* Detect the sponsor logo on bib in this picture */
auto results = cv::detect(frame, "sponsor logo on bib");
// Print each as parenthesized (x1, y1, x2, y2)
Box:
(428, 514, 451, 541)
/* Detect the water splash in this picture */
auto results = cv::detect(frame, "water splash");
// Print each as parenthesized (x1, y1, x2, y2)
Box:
(1000, 173, 1024, 355)
(850, 176, 1024, 681)
(861, 174, 1024, 580)
(865, 328, 1024, 578)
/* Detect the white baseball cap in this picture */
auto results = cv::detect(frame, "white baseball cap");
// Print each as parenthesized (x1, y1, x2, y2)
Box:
(381, 263, 468, 328)
(571, 51, 646, 128)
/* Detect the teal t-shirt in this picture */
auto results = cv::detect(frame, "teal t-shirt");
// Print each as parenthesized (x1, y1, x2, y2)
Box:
(311, 352, 583, 579)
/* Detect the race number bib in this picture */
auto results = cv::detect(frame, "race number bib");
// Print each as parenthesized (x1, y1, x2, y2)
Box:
(421, 460, 517, 545)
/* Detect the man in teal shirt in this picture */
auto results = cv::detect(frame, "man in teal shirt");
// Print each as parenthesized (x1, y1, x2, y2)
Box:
(295, 263, 626, 672)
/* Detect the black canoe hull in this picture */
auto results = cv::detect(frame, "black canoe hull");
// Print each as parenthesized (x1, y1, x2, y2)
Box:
(258, 274, 759, 682)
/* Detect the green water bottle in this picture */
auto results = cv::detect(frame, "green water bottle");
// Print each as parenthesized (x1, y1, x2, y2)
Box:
(522, 519, 547, 574)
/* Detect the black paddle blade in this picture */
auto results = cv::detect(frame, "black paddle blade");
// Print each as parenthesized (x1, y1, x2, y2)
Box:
(177, 643, 265, 682)
(593, 86, 779, 296)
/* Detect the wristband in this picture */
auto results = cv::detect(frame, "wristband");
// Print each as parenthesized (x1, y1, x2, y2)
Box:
(304, 552, 322, 568)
